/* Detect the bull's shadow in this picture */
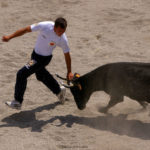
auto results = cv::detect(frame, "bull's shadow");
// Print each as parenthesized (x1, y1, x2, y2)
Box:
(46, 114, 150, 140)
(1, 103, 150, 140)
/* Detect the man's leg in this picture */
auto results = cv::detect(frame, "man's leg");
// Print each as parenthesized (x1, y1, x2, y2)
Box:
(35, 68, 61, 95)
(14, 59, 44, 104)
(14, 66, 32, 104)
(5, 65, 37, 109)
(35, 68, 66, 104)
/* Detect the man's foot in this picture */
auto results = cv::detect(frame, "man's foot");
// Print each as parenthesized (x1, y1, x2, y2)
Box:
(57, 86, 66, 104)
(5, 100, 21, 110)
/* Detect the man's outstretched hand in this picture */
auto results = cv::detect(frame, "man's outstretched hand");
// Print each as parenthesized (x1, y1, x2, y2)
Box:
(2, 35, 10, 42)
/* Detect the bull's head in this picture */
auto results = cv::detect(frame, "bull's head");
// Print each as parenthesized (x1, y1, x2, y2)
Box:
(56, 73, 88, 110)
(70, 73, 86, 110)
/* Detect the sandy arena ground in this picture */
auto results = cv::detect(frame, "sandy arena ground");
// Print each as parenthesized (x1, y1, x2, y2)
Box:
(1, 0, 150, 149)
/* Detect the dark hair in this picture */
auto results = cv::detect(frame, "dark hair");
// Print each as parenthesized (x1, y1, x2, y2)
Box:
(54, 17, 67, 29)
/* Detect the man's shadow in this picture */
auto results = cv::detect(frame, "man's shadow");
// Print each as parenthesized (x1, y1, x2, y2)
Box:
(1, 103, 150, 140)
(0, 101, 61, 132)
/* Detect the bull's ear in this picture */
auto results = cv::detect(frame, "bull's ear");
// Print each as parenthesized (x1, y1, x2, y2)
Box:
(77, 83, 82, 90)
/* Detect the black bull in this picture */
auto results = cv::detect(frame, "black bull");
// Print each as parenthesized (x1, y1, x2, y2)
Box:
(68, 62, 150, 112)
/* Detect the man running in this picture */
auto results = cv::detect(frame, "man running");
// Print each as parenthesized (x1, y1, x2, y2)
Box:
(2, 17, 73, 109)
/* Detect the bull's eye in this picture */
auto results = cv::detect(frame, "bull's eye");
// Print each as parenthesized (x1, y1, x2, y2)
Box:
(77, 84, 82, 90)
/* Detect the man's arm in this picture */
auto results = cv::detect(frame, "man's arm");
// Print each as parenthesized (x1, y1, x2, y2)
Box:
(64, 52, 74, 81)
(2, 26, 32, 42)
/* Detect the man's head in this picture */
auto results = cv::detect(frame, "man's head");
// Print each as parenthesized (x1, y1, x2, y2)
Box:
(54, 17, 67, 36)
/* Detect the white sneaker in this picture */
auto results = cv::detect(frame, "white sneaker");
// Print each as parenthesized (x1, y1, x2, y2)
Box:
(57, 86, 66, 104)
(5, 100, 21, 110)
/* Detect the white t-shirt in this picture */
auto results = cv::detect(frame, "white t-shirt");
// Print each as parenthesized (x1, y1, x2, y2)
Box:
(30, 21, 70, 56)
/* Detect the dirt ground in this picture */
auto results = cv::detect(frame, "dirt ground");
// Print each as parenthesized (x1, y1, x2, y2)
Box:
(0, 0, 150, 149)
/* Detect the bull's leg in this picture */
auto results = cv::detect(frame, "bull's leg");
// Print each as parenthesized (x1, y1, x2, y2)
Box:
(101, 95, 123, 113)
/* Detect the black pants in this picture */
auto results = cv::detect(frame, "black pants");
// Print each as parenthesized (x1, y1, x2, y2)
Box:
(14, 51, 61, 104)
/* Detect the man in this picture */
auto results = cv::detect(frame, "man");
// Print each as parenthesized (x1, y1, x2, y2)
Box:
(2, 17, 73, 109)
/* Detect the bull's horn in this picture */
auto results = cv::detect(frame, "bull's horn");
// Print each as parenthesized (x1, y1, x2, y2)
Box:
(59, 81, 74, 88)
(62, 84, 73, 88)
(61, 84, 73, 88)
(55, 74, 67, 81)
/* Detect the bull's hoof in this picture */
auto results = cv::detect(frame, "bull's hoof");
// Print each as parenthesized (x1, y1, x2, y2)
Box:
(99, 107, 108, 113)
(78, 105, 86, 110)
